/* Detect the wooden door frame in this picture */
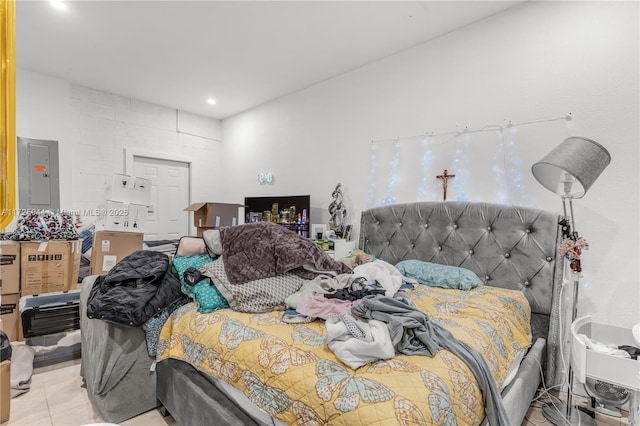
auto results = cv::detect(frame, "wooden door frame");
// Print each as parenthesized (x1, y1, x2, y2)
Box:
(125, 148, 192, 236)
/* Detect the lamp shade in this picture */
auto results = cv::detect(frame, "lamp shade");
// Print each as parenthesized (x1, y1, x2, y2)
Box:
(531, 136, 611, 198)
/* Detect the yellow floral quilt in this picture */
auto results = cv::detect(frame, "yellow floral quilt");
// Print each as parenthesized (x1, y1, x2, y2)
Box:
(157, 285, 531, 425)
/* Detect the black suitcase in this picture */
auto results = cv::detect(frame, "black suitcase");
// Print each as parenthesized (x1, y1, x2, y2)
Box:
(19, 290, 81, 339)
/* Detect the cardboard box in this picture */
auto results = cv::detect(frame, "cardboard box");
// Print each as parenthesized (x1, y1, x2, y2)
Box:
(1, 360, 9, 423)
(195, 226, 218, 237)
(0, 293, 20, 342)
(20, 240, 82, 296)
(107, 173, 133, 203)
(105, 173, 152, 205)
(71, 240, 82, 287)
(126, 203, 148, 232)
(184, 202, 243, 228)
(96, 201, 148, 233)
(91, 231, 144, 275)
(0, 241, 20, 294)
(132, 177, 152, 205)
(97, 200, 128, 231)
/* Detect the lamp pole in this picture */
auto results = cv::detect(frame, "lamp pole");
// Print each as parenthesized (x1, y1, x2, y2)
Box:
(542, 192, 595, 426)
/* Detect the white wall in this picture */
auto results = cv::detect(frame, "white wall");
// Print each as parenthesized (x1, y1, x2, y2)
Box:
(221, 1, 639, 327)
(16, 70, 72, 209)
(16, 69, 223, 233)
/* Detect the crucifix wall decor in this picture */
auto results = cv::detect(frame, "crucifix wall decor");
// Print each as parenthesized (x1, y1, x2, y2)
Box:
(436, 169, 455, 201)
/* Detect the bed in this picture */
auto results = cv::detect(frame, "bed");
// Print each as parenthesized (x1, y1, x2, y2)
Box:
(154, 201, 565, 426)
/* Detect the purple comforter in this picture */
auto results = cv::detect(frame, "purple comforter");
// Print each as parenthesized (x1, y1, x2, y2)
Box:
(220, 222, 352, 284)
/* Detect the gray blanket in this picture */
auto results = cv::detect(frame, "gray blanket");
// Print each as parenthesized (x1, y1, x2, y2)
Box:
(220, 222, 351, 284)
(352, 295, 510, 426)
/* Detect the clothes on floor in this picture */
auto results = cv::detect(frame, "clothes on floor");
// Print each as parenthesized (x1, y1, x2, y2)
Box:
(10, 344, 35, 398)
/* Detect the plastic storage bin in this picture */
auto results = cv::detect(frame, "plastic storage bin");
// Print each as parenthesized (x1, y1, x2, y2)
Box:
(571, 315, 640, 425)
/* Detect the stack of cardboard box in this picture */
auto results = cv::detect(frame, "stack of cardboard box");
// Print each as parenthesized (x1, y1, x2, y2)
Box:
(0, 239, 82, 342)
(90, 173, 150, 275)
(0, 241, 21, 343)
(97, 173, 151, 233)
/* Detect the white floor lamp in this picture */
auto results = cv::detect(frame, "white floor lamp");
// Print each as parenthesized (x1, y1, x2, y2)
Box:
(531, 136, 611, 426)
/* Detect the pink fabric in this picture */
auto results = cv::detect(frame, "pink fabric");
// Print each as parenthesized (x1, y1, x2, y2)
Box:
(296, 293, 361, 320)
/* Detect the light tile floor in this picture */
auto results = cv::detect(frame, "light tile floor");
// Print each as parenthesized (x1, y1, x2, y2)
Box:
(522, 388, 630, 426)
(3, 359, 175, 426)
(3, 359, 629, 426)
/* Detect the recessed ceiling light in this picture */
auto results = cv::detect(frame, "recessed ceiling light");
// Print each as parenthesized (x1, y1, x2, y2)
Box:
(207, 99, 217, 105)
(50, 1, 68, 11)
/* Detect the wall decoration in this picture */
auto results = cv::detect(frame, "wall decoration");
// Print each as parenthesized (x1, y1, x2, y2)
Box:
(258, 172, 274, 184)
(367, 113, 572, 208)
(436, 169, 456, 201)
(328, 183, 348, 237)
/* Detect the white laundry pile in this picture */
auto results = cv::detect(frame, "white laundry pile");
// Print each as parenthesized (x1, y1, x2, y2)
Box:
(325, 315, 394, 369)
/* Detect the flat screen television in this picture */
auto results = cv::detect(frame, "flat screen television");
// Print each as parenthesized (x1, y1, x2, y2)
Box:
(244, 195, 310, 237)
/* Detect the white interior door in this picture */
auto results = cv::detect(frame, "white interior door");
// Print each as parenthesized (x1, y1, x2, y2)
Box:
(133, 156, 190, 240)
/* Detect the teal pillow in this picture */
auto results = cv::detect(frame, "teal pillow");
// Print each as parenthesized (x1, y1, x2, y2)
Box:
(395, 260, 482, 290)
(172, 253, 229, 313)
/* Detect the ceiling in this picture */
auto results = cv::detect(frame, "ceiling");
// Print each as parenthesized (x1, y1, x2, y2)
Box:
(16, 1, 524, 120)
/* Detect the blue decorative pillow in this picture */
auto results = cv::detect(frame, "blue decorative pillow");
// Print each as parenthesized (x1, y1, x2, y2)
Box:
(172, 253, 229, 313)
(395, 260, 482, 290)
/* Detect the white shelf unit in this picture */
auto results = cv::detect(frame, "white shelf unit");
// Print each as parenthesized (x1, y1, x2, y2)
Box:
(570, 316, 640, 425)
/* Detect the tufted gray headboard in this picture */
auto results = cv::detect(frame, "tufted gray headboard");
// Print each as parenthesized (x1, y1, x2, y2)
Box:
(359, 201, 564, 385)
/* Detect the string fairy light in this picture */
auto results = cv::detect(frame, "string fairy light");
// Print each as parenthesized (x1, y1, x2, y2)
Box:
(380, 138, 401, 205)
(451, 129, 470, 201)
(417, 136, 436, 201)
(366, 142, 378, 208)
(367, 113, 572, 207)
(493, 129, 509, 204)
(506, 124, 526, 206)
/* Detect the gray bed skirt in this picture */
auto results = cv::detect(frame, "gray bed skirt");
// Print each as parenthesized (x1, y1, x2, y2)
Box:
(157, 358, 268, 426)
(79, 275, 159, 424)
